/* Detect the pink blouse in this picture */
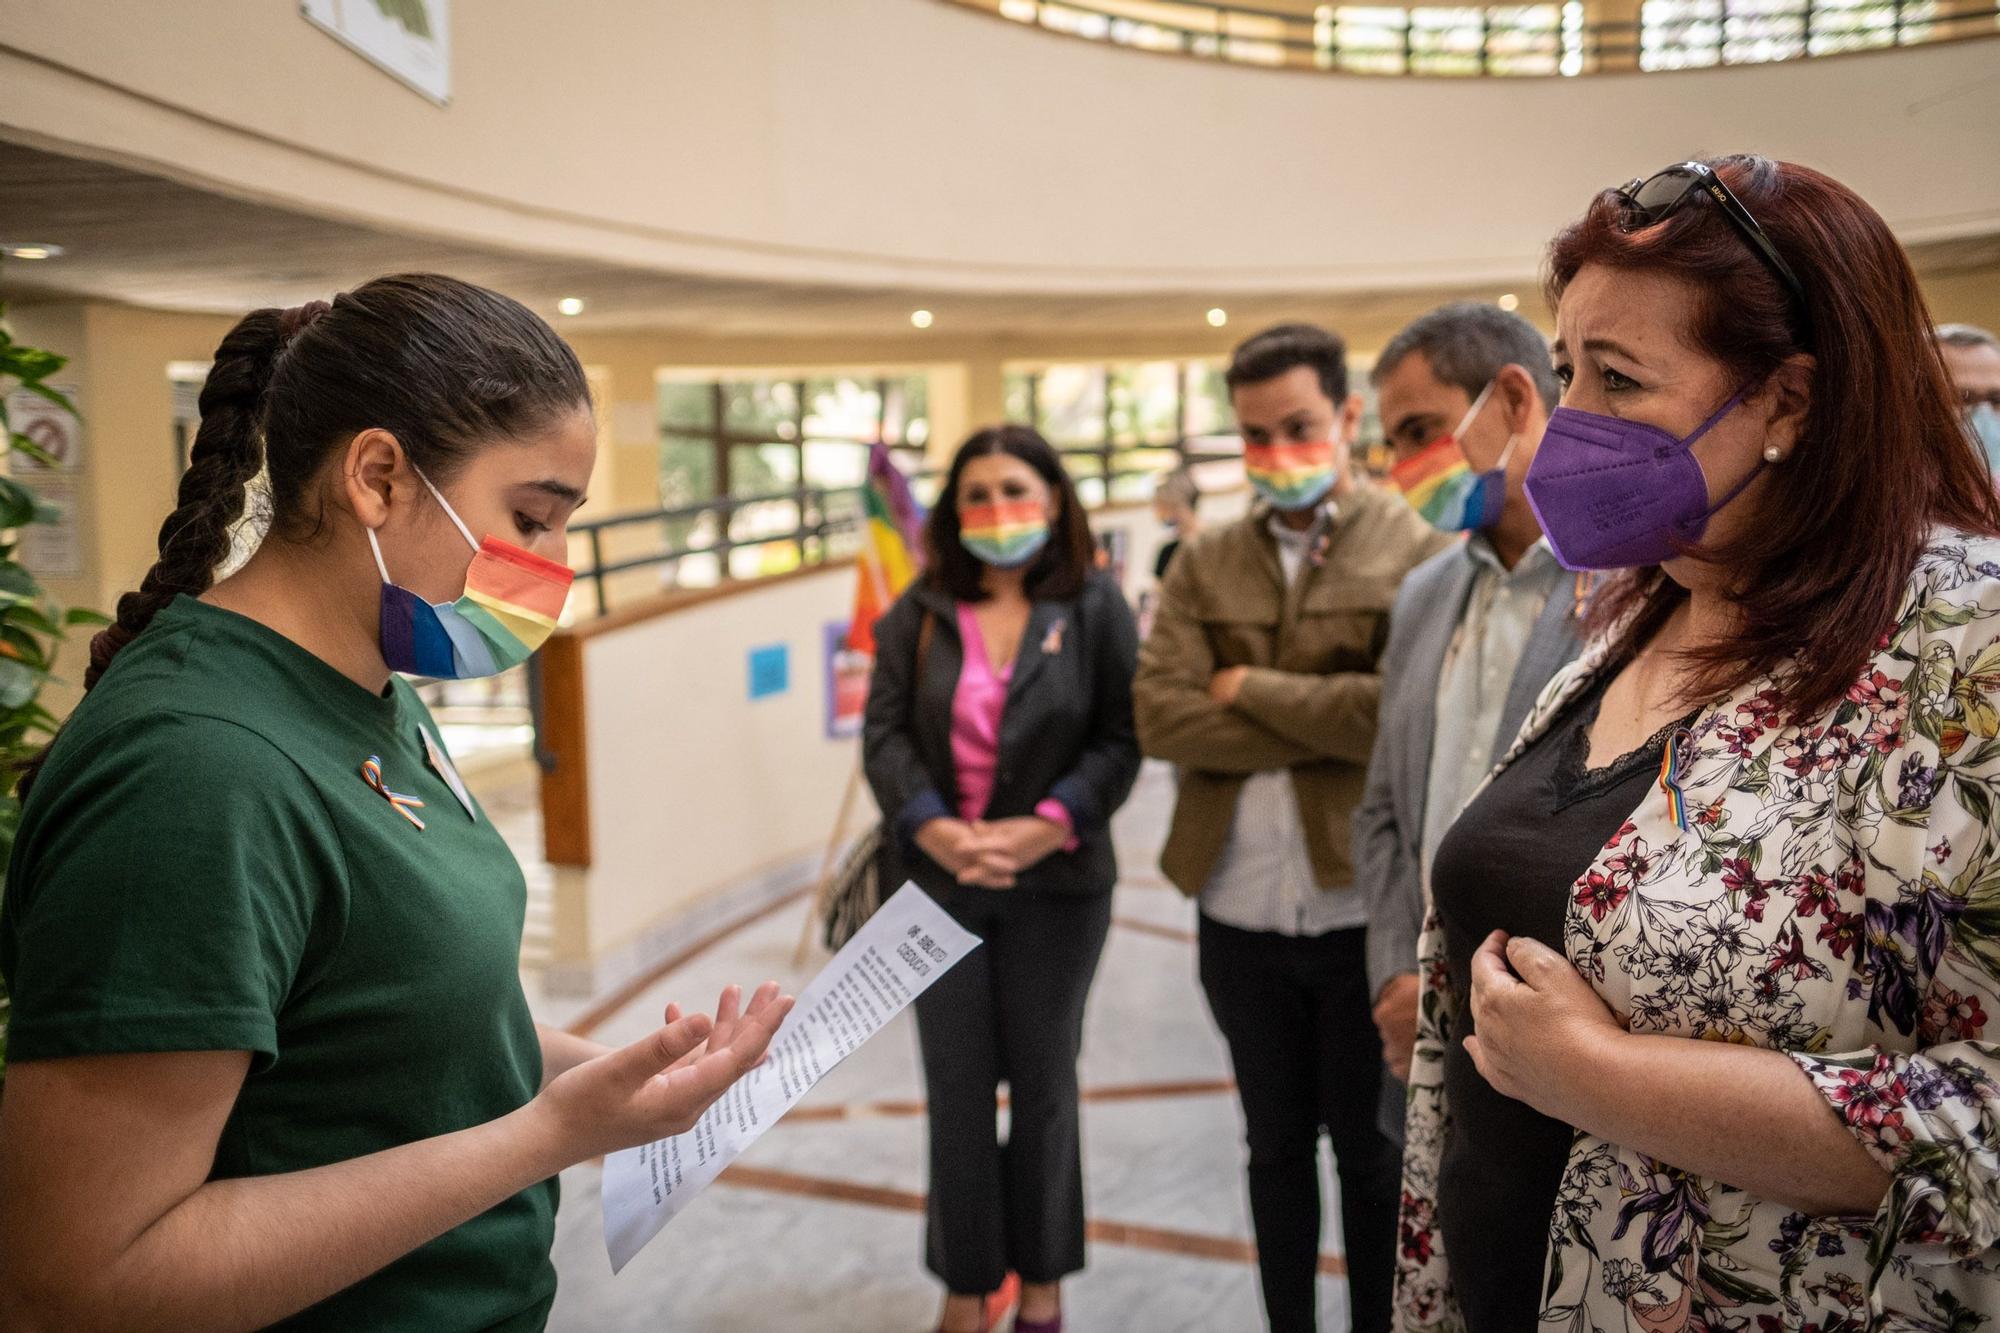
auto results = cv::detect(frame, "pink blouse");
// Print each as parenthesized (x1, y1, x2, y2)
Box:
(951, 603, 1075, 842)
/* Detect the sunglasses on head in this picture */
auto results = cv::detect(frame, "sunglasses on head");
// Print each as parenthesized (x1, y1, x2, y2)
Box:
(1615, 161, 1812, 342)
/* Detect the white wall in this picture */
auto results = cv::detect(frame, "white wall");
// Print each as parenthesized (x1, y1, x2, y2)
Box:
(577, 565, 865, 970)
(2, 0, 1993, 294)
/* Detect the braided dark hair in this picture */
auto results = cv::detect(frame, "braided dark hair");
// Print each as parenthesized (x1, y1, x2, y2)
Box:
(21, 274, 587, 796)
(84, 303, 321, 689)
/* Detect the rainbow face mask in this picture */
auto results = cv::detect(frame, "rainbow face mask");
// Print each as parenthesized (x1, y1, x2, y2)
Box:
(1243, 441, 1338, 512)
(959, 499, 1050, 569)
(369, 470, 574, 679)
(1389, 380, 1517, 533)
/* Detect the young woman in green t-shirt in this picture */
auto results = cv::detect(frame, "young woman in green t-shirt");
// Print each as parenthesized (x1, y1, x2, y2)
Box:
(0, 274, 791, 1330)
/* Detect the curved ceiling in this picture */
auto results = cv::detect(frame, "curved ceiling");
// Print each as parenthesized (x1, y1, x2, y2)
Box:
(1, 0, 1996, 298)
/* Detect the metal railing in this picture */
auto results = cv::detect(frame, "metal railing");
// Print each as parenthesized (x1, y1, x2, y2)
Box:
(941, 0, 1998, 76)
(566, 441, 1243, 617)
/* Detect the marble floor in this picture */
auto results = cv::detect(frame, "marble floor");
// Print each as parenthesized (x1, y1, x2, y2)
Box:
(508, 763, 1355, 1333)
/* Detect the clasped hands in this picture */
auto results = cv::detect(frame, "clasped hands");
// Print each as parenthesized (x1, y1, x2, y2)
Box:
(916, 815, 1069, 889)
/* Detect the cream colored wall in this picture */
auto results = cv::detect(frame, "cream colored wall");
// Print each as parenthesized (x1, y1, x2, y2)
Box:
(3, 300, 234, 714)
(576, 564, 861, 960)
(2, 0, 1994, 294)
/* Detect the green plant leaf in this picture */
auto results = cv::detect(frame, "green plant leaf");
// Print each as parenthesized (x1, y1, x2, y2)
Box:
(5, 431, 58, 470)
(0, 561, 39, 599)
(0, 344, 64, 383)
(0, 478, 38, 530)
(63, 607, 110, 628)
(0, 658, 44, 709)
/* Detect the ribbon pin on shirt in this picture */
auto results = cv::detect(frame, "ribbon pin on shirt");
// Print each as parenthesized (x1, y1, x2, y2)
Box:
(362, 754, 427, 830)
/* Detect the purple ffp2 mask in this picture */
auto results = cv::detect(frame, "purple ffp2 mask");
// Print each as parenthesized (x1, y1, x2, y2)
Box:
(1524, 391, 1759, 571)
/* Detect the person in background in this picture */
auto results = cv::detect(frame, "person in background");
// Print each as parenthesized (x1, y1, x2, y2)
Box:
(1937, 322, 2000, 472)
(1151, 466, 1202, 580)
(862, 424, 1141, 1333)
(0, 275, 789, 1331)
(1354, 302, 1582, 1108)
(1134, 323, 1451, 1333)
(1396, 156, 2000, 1330)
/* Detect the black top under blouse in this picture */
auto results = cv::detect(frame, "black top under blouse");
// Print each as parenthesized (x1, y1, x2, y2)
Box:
(1429, 668, 1695, 1333)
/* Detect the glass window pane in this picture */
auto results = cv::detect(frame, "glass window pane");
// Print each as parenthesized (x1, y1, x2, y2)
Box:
(1642, 0, 1723, 67)
(883, 375, 929, 448)
(1333, 6, 1411, 72)
(1107, 361, 1182, 445)
(722, 380, 799, 439)
(659, 380, 714, 430)
(1184, 362, 1234, 438)
(729, 442, 800, 498)
(1004, 371, 1037, 426)
(1036, 365, 1107, 446)
(660, 432, 717, 509)
(804, 440, 869, 491)
(804, 376, 882, 443)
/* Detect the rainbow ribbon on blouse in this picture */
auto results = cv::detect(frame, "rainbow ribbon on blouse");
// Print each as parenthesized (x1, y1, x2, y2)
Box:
(362, 755, 427, 830)
(1658, 726, 1694, 831)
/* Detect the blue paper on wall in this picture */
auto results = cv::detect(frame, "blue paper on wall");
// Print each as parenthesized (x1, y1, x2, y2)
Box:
(748, 643, 790, 700)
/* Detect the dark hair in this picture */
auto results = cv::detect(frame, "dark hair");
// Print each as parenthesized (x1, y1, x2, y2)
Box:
(924, 424, 1093, 602)
(79, 273, 589, 695)
(1372, 300, 1561, 411)
(1549, 155, 2000, 721)
(1226, 323, 1348, 405)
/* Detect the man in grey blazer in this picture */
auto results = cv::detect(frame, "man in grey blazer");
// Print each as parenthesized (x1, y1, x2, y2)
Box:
(1355, 303, 1583, 1122)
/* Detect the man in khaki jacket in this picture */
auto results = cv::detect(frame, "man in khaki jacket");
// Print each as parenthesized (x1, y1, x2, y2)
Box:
(1135, 323, 1449, 1333)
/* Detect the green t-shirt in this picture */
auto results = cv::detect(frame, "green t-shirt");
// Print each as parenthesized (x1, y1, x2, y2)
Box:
(0, 596, 557, 1331)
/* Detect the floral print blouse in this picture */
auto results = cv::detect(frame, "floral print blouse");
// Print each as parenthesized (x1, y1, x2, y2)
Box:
(1395, 534, 2000, 1332)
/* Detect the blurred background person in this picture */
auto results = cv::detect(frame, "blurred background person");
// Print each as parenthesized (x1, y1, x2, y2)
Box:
(1355, 301, 1580, 1113)
(1136, 323, 1450, 1333)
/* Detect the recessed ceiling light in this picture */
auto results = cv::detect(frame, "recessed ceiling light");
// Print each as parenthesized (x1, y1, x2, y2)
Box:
(557, 296, 585, 316)
(1497, 293, 1520, 312)
(1206, 307, 1228, 328)
(910, 309, 935, 329)
(1, 242, 63, 261)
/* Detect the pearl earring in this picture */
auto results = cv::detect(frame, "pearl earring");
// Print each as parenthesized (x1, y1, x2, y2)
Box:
(1762, 445, 1784, 462)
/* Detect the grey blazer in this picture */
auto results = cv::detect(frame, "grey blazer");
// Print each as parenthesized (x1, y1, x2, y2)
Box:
(1354, 542, 1585, 1002)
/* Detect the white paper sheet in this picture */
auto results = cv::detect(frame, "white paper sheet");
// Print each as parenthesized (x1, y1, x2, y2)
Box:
(602, 883, 980, 1272)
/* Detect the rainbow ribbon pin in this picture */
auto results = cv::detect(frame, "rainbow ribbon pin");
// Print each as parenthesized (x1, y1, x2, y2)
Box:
(362, 755, 427, 830)
(1658, 726, 1695, 832)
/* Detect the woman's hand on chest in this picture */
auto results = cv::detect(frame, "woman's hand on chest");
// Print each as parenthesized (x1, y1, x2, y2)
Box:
(1463, 929, 1628, 1123)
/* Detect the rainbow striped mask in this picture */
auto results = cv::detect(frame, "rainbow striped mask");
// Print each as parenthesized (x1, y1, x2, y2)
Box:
(1243, 441, 1338, 512)
(959, 500, 1050, 569)
(1389, 380, 1514, 534)
(369, 470, 574, 679)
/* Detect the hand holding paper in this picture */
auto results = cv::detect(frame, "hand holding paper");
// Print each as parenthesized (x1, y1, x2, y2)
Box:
(603, 884, 981, 1272)
(532, 982, 795, 1164)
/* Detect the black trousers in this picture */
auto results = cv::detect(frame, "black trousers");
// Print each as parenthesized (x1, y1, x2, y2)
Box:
(1198, 915, 1401, 1333)
(913, 884, 1114, 1295)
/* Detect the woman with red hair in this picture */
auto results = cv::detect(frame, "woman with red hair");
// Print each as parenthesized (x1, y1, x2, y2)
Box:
(1394, 156, 2000, 1330)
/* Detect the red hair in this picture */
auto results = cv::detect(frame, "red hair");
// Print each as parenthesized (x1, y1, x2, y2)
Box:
(1547, 155, 2000, 721)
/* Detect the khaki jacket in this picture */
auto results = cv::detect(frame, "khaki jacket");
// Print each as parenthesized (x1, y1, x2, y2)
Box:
(1134, 483, 1452, 898)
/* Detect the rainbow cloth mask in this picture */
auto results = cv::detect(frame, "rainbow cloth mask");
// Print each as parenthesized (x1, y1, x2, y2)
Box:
(1243, 441, 1338, 511)
(369, 471, 574, 679)
(959, 500, 1050, 568)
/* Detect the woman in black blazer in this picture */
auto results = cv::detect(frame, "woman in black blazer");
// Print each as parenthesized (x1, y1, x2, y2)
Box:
(863, 425, 1140, 1333)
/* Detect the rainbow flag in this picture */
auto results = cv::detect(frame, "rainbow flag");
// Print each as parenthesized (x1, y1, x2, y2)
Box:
(846, 443, 925, 655)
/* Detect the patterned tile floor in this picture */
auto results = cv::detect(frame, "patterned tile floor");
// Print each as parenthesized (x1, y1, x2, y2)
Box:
(483, 761, 1355, 1333)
